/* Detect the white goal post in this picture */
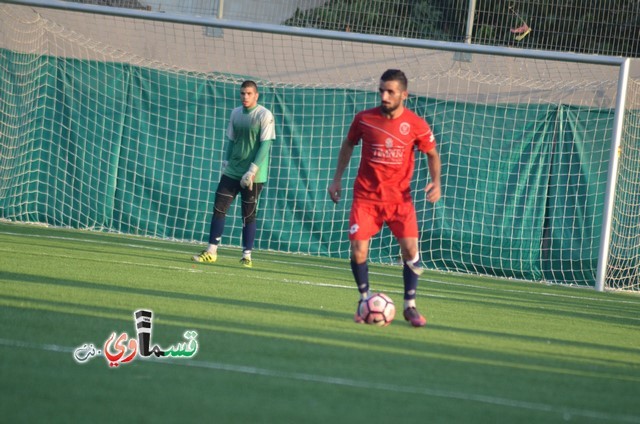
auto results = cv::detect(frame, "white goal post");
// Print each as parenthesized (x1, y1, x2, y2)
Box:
(1, 0, 638, 291)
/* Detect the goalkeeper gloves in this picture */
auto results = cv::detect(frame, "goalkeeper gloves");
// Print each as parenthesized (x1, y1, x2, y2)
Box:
(221, 160, 228, 173)
(240, 163, 259, 190)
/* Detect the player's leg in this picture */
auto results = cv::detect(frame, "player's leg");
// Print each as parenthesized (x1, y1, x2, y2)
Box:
(193, 175, 239, 263)
(397, 236, 426, 327)
(398, 237, 421, 305)
(350, 238, 371, 299)
(238, 182, 263, 267)
(350, 238, 371, 323)
(389, 203, 427, 327)
(349, 200, 382, 322)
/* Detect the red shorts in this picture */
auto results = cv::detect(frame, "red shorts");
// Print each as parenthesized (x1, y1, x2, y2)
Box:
(348, 199, 418, 240)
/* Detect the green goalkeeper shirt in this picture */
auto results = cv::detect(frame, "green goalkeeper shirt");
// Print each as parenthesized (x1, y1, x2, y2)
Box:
(223, 104, 276, 183)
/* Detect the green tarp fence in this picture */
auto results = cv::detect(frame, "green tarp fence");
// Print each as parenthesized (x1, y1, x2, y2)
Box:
(0, 52, 614, 285)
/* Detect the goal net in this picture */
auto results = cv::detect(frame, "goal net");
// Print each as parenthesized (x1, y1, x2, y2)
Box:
(1, 2, 639, 290)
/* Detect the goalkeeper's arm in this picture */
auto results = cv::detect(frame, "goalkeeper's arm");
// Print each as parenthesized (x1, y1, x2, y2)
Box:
(240, 139, 273, 189)
(222, 138, 234, 172)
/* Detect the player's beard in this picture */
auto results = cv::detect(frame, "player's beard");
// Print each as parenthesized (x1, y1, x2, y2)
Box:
(380, 101, 400, 115)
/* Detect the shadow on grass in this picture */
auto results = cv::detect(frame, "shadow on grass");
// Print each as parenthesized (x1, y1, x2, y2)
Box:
(0, 270, 346, 320)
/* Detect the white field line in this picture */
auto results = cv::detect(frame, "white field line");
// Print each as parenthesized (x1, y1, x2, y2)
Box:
(2, 229, 640, 421)
(1, 230, 639, 309)
(0, 337, 639, 423)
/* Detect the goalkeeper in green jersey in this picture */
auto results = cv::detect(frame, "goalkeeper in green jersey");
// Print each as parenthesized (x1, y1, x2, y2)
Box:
(192, 80, 276, 267)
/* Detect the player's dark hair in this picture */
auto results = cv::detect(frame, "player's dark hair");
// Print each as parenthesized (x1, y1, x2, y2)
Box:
(241, 80, 259, 92)
(380, 69, 408, 91)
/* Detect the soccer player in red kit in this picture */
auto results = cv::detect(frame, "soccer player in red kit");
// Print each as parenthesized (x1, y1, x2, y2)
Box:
(328, 69, 441, 327)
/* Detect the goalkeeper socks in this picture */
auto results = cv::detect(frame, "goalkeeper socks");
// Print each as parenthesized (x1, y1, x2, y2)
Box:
(403, 254, 420, 301)
(350, 260, 370, 299)
(208, 217, 225, 245)
(242, 222, 257, 253)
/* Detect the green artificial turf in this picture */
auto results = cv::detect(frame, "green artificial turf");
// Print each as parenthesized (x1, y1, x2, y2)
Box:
(1, 222, 639, 423)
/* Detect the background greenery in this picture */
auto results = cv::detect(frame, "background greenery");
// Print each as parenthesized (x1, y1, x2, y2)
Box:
(65, 0, 640, 57)
(285, 0, 640, 57)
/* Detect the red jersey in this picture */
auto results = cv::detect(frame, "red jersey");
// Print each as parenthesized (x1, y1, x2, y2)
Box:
(347, 106, 436, 203)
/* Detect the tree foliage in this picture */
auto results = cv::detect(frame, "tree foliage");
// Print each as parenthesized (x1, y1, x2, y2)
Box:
(284, 0, 640, 57)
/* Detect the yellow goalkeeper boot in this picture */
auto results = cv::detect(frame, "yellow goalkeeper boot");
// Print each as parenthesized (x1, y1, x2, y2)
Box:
(192, 251, 217, 263)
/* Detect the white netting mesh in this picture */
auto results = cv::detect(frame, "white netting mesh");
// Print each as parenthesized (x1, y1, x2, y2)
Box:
(1, 3, 639, 290)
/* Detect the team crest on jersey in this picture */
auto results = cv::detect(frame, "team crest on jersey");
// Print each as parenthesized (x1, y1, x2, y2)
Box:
(399, 122, 410, 135)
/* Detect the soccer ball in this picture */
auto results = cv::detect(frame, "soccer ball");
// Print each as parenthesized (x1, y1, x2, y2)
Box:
(358, 293, 396, 326)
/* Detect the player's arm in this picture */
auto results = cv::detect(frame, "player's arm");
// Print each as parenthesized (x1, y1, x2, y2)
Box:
(223, 110, 236, 173)
(252, 109, 276, 170)
(252, 139, 273, 169)
(424, 147, 441, 203)
(222, 138, 234, 172)
(224, 138, 234, 161)
(240, 139, 273, 189)
(328, 138, 355, 204)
